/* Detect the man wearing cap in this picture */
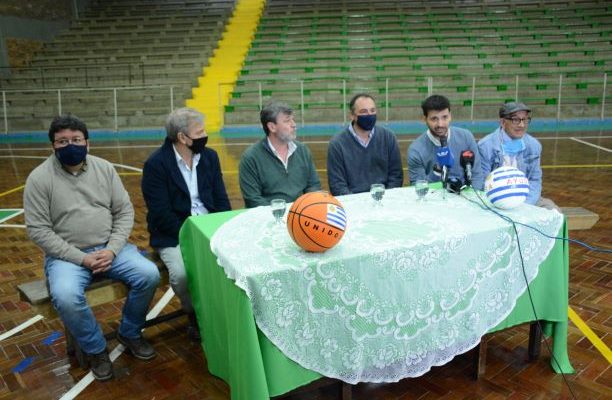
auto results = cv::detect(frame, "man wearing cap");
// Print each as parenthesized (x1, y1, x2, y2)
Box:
(478, 102, 557, 209)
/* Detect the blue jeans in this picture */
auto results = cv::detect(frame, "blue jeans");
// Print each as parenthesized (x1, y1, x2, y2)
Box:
(44, 243, 160, 355)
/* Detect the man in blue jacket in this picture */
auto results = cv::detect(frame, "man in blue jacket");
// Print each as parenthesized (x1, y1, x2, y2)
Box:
(408, 95, 484, 190)
(478, 102, 557, 209)
(142, 107, 231, 340)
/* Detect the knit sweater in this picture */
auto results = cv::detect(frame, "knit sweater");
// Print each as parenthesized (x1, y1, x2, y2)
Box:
(407, 126, 484, 190)
(327, 125, 403, 195)
(24, 154, 134, 265)
(239, 138, 321, 208)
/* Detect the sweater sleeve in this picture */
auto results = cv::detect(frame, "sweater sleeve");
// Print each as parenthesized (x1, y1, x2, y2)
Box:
(105, 166, 134, 256)
(24, 171, 87, 265)
(326, 138, 351, 196)
(239, 151, 268, 208)
(465, 133, 485, 191)
(387, 132, 404, 188)
(407, 141, 427, 185)
(303, 145, 322, 193)
(477, 136, 495, 188)
(525, 139, 543, 205)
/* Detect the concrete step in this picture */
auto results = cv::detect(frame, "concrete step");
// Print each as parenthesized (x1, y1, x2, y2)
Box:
(561, 207, 600, 230)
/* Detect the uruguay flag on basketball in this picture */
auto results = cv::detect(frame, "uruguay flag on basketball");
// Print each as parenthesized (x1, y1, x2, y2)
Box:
(326, 204, 347, 231)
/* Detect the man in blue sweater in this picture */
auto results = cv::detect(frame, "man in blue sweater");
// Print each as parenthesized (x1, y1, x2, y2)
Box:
(408, 95, 484, 190)
(327, 93, 403, 195)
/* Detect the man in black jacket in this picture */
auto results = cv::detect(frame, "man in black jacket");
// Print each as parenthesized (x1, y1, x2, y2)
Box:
(142, 107, 231, 340)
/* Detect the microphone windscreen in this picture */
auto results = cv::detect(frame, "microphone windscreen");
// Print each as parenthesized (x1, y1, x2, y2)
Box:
(460, 150, 475, 167)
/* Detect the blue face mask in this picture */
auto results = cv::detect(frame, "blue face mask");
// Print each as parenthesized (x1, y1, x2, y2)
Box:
(356, 114, 376, 131)
(502, 138, 525, 155)
(56, 144, 87, 166)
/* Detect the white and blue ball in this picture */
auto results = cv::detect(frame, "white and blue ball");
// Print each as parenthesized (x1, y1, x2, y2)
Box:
(485, 166, 529, 209)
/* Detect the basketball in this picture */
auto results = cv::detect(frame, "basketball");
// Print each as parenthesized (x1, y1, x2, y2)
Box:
(287, 192, 347, 252)
(485, 166, 530, 209)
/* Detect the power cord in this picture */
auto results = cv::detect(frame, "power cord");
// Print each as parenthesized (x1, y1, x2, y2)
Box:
(460, 187, 579, 400)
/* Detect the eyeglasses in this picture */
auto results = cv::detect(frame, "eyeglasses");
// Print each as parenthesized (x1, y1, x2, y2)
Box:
(54, 137, 86, 147)
(505, 117, 531, 126)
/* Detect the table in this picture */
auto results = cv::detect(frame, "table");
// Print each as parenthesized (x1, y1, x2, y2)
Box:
(180, 187, 574, 400)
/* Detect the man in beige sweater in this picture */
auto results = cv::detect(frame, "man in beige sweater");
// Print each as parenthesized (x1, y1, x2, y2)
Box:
(23, 115, 160, 381)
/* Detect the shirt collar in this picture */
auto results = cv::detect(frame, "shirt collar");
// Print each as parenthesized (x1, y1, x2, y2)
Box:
(426, 128, 451, 146)
(266, 137, 297, 158)
(54, 154, 88, 176)
(348, 123, 375, 147)
(172, 143, 200, 168)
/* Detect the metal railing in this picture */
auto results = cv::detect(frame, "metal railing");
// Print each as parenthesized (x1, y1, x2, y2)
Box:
(0, 60, 200, 90)
(1, 85, 177, 133)
(222, 71, 611, 125)
(0, 63, 148, 89)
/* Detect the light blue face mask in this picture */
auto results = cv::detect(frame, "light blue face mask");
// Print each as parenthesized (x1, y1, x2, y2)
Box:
(502, 137, 525, 155)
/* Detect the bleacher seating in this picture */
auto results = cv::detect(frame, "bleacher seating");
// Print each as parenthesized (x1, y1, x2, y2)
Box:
(224, 0, 612, 125)
(0, 0, 236, 132)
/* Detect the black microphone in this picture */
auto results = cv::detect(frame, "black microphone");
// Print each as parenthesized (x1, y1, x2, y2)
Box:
(436, 136, 453, 188)
(460, 150, 475, 186)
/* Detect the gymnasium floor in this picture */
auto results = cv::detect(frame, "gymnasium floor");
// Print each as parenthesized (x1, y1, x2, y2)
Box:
(0, 129, 610, 399)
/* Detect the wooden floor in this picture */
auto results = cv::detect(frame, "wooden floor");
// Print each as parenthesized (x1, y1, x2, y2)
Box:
(0, 130, 610, 399)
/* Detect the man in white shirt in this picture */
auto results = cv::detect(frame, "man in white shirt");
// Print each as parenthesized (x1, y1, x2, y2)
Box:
(142, 108, 231, 340)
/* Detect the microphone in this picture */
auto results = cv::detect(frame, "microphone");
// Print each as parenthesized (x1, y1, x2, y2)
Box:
(460, 150, 475, 186)
(435, 136, 454, 188)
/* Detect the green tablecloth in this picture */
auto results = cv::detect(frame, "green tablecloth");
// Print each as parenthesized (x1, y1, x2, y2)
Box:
(180, 206, 573, 400)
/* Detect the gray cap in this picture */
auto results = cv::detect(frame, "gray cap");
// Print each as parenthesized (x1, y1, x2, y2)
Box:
(499, 102, 531, 118)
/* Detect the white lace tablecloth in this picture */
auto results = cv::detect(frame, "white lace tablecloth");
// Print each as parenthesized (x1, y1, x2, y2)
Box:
(210, 188, 563, 384)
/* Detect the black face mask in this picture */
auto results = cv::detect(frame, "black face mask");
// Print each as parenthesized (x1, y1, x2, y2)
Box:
(55, 144, 87, 166)
(356, 114, 377, 131)
(187, 135, 208, 154)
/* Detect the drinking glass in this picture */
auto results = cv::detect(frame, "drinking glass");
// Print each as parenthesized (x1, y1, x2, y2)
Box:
(415, 180, 429, 201)
(270, 199, 286, 224)
(370, 184, 385, 206)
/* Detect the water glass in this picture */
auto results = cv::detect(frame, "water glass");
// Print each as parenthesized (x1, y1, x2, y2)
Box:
(415, 180, 429, 201)
(370, 184, 385, 206)
(270, 199, 286, 224)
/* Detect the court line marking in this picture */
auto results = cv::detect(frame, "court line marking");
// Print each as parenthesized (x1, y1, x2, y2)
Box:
(541, 164, 612, 169)
(1, 135, 611, 151)
(118, 172, 143, 176)
(216, 164, 612, 175)
(568, 306, 612, 364)
(570, 137, 612, 153)
(58, 287, 175, 400)
(0, 208, 23, 223)
(0, 184, 25, 198)
(113, 163, 142, 172)
(0, 157, 609, 181)
(0, 315, 44, 342)
(0, 155, 143, 173)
